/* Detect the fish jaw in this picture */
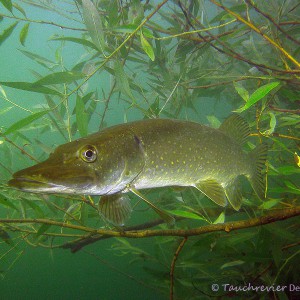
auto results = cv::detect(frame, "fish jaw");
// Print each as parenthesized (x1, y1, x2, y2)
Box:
(8, 161, 99, 194)
(8, 177, 69, 193)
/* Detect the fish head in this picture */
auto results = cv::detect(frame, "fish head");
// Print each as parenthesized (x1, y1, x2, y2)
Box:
(8, 128, 145, 195)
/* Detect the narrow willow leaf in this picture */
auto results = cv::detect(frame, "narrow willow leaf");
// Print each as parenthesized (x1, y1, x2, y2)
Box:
(23, 199, 45, 218)
(19, 49, 56, 69)
(13, 2, 26, 17)
(207, 115, 221, 128)
(275, 166, 300, 175)
(0, 22, 17, 46)
(19, 23, 30, 46)
(264, 112, 276, 135)
(76, 95, 88, 137)
(0, 81, 62, 95)
(50, 36, 99, 51)
(0, 0, 12, 12)
(36, 224, 51, 237)
(114, 60, 134, 101)
(221, 260, 245, 269)
(213, 211, 225, 224)
(108, 0, 118, 26)
(82, 0, 105, 54)
(33, 71, 86, 86)
(167, 210, 206, 220)
(259, 198, 281, 210)
(284, 181, 300, 194)
(140, 32, 155, 61)
(0, 229, 13, 245)
(0, 106, 12, 115)
(234, 82, 280, 112)
(233, 81, 249, 101)
(0, 195, 18, 210)
(4, 110, 49, 135)
(113, 25, 154, 38)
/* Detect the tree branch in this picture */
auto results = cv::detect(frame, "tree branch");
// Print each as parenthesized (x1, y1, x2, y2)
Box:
(2, 207, 299, 253)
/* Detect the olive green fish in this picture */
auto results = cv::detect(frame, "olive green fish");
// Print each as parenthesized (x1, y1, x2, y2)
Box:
(8, 115, 267, 225)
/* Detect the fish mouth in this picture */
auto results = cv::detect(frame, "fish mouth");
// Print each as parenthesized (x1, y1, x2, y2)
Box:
(8, 176, 60, 192)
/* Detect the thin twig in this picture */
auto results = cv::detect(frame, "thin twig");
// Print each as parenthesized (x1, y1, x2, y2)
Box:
(170, 237, 188, 300)
(177, 1, 300, 75)
(244, 0, 300, 46)
(210, 0, 300, 68)
(0, 135, 39, 163)
(269, 105, 300, 115)
(0, 13, 85, 31)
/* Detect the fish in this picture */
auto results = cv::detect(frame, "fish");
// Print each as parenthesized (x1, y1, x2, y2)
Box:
(8, 115, 268, 225)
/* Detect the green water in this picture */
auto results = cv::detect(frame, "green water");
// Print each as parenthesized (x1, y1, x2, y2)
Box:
(1, 1, 299, 299)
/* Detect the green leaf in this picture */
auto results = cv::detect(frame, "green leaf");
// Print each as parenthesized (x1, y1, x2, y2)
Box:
(13, 2, 26, 17)
(221, 260, 245, 269)
(19, 49, 56, 69)
(0, 22, 18, 46)
(234, 82, 280, 112)
(76, 95, 88, 137)
(0, 106, 12, 116)
(275, 166, 300, 176)
(284, 181, 300, 194)
(207, 115, 221, 128)
(82, 0, 105, 53)
(114, 60, 134, 101)
(0, 81, 62, 95)
(113, 25, 154, 38)
(36, 224, 51, 237)
(213, 211, 225, 224)
(140, 32, 155, 61)
(3, 110, 49, 135)
(33, 71, 86, 86)
(0, 194, 18, 210)
(0, 0, 12, 12)
(23, 199, 45, 218)
(233, 81, 249, 101)
(259, 198, 282, 209)
(108, 0, 119, 26)
(50, 36, 99, 51)
(263, 112, 276, 135)
(167, 210, 206, 220)
(0, 228, 13, 245)
(19, 23, 30, 46)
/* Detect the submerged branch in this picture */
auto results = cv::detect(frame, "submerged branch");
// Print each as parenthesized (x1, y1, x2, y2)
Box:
(1, 208, 299, 252)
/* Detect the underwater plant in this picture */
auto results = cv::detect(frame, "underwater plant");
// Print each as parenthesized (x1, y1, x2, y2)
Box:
(0, 1, 299, 299)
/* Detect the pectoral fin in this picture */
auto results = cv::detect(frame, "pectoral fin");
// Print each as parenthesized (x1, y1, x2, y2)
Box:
(98, 193, 132, 226)
(129, 187, 175, 225)
(194, 179, 227, 207)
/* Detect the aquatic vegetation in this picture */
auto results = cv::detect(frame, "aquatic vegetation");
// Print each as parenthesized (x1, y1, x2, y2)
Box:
(0, 0, 299, 299)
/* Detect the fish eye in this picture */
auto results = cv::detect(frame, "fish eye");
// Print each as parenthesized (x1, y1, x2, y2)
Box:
(80, 145, 97, 163)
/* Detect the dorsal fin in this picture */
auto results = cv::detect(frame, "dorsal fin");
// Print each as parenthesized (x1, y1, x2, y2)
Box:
(219, 114, 250, 145)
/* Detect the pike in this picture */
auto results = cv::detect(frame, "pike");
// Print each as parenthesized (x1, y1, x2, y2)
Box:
(8, 115, 267, 225)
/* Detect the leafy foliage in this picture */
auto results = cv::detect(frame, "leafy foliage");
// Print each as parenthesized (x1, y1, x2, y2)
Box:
(0, 0, 299, 299)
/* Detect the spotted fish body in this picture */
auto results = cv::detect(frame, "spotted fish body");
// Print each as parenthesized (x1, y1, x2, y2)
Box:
(9, 115, 267, 225)
(131, 119, 250, 191)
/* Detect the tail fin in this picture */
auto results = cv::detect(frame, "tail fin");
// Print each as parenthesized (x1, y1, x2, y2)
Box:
(249, 143, 268, 199)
